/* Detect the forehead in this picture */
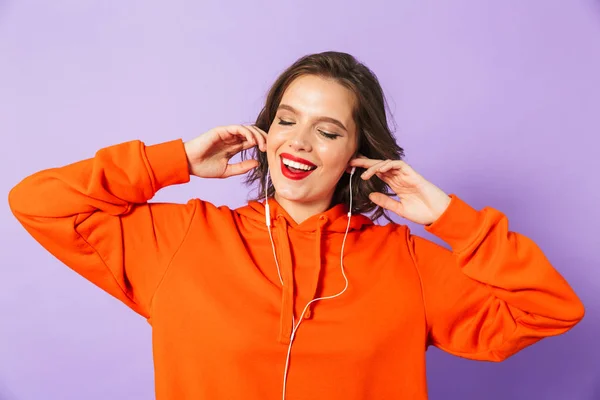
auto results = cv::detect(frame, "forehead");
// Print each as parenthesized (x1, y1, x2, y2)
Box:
(280, 75, 356, 123)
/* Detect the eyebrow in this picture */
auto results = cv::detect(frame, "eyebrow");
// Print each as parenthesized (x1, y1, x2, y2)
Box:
(277, 104, 348, 133)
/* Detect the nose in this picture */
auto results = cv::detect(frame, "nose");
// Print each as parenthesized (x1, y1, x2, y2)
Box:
(288, 126, 313, 152)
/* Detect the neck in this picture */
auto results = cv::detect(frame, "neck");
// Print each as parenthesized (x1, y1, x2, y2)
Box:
(273, 193, 333, 225)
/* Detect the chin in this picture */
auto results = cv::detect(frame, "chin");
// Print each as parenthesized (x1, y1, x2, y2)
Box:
(273, 185, 311, 202)
(274, 185, 336, 210)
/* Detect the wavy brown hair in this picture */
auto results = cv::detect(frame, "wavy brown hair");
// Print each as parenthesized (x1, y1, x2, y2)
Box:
(243, 51, 404, 221)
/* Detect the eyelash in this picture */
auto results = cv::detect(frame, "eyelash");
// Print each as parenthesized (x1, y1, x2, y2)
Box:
(277, 118, 340, 140)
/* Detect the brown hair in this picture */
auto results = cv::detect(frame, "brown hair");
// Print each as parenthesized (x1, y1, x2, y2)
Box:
(243, 51, 404, 221)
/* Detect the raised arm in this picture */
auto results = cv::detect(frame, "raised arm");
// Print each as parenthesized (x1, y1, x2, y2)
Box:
(8, 125, 269, 317)
(405, 196, 584, 361)
(349, 156, 584, 361)
(9, 139, 196, 317)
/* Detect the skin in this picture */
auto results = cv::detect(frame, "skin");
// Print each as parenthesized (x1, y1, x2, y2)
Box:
(183, 74, 452, 226)
(266, 74, 359, 223)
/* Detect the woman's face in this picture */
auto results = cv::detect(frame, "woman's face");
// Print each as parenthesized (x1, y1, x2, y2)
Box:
(266, 74, 358, 209)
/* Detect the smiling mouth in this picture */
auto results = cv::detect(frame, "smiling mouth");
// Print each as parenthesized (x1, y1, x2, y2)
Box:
(281, 157, 316, 172)
(279, 156, 317, 180)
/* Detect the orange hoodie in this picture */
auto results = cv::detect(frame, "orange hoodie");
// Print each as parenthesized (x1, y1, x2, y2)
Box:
(9, 139, 584, 399)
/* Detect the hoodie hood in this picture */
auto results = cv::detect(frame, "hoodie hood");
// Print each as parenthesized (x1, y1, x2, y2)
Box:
(236, 199, 373, 343)
(238, 199, 374, 232)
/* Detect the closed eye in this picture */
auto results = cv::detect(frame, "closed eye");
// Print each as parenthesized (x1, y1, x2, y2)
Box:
(278, 118, 294, 126)
(278, 118, 340, 139)
(319, 130, 340, 140)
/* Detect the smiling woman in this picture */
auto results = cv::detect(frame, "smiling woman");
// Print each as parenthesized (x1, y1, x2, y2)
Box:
(265, 75, 359, 222)
(8, 51, 585, 400)
(245, 52, 404, 223)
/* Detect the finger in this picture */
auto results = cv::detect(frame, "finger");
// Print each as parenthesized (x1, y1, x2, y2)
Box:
(250, 124, 269, 138)
(225, 125, 255, 146)
(369, 192, 404, 216)
(224, 128, 262, 157)
(223, 137, 256, 161)
(216, 125, 247, 146)
(378, 160, 402, 174)
(348, 157, 381, 169)
(362, 160, 389, 180)
(223, 159, 259, 178)
(240, 138, 258, 151)
(238, 125, 263, 149)
(247, 125, 268, 151)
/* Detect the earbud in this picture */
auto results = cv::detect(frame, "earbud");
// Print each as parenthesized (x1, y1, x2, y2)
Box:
(348, 167, 355, 218)
(265, 168, 271, 227)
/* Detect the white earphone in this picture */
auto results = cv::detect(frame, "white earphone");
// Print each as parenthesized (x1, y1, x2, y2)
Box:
(264, 164, 356, 400)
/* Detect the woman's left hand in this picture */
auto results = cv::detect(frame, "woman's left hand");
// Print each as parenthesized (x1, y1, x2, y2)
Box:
(349, 157, 452, 225)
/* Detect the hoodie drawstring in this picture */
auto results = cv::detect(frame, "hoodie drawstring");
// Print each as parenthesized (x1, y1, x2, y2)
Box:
(275, 215, 328, 342)
(276, 216, 294, 344)
(303, 216, 328, 320)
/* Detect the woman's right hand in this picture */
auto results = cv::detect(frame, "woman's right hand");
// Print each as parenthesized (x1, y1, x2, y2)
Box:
(183, 125, 268, 178)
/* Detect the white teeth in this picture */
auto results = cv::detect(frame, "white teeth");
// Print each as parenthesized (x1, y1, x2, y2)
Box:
(282, 158, 314, 171)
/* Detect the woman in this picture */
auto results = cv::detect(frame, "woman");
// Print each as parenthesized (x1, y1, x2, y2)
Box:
(9, 51, 584, 400)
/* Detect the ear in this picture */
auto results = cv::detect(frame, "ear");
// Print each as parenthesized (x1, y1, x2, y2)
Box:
(345, 152, 364, 174)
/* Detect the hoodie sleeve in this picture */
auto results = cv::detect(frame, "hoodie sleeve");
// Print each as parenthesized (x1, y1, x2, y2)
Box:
(8, 139, 196, 318)
(405, 194, 584, 361)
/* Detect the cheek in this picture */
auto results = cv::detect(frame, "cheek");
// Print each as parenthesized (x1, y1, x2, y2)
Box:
(316, 143, 352, 172)
(267, 126, 285, 149)
(266, 130, 285, 166)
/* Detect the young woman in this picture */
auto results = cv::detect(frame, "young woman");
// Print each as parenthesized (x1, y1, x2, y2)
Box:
(9, 51, 584, 400)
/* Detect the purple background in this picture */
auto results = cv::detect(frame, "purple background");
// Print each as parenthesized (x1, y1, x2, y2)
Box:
(1, 1, 599, 399)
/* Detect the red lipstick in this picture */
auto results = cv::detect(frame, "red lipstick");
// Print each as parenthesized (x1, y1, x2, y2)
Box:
(280, 153, 316, 181)
(280, 153, 316, 167)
